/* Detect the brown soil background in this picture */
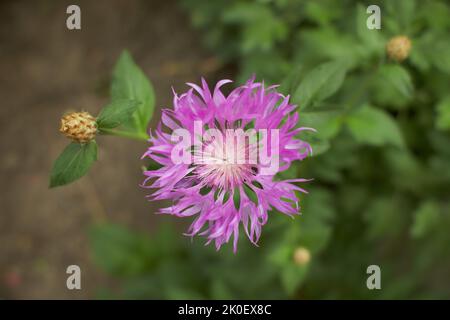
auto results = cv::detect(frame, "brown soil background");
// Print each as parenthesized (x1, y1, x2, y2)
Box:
(0, 0, 228, 299)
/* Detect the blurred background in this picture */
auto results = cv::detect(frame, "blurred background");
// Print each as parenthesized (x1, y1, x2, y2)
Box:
(1, 0, 449, 299)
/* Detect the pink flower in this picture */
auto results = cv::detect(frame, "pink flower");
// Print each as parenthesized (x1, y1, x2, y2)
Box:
(142, 78, 313, 252)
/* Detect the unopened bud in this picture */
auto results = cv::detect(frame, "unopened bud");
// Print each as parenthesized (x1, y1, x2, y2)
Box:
(60, 111, 97, 143)
(293, 247, 311, 266)
(386, 35, 411, 62)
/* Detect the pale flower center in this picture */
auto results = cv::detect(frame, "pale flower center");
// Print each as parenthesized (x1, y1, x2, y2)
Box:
(193, 131, 258, 190)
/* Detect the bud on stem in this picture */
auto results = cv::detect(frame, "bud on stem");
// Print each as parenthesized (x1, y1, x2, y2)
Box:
(386, 35, 412, 62)
(60, 111, 97, 143)
(293, 247, 311, 266)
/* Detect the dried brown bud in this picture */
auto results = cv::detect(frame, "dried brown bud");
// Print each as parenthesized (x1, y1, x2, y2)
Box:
(386, 35, 412, 62)
(293, 247, 311, 266)
(60, 111, 97, 143)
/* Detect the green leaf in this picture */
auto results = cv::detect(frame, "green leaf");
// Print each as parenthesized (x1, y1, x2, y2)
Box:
(384, 148, 424, 193)
(293, 60, 349, 110)
(436, 96, 450, 130)
(371, 64, 413, 109)
(301, 28, 360, 62)
(386, 0, 416, 33)
(421, 1, 450, 30)
(300, 108, 343, 140)
(111, 50, 155, 133)
(223, 3, 287, 53)
(346, 105, 404, 147)
(280, 263, 309, 295)
(305, 1, 341, 26)
(410, 201, 440, 239)
(97, 99, 141, 129)
(49, 141, 97, 188)
(279, 64, 303, 95)
(409, 38, 432, 72)
(378, 64, 413, 99)
(364, 196, 409, 240)
(298, 187, 334, 253)
(298, 130, 330, 157)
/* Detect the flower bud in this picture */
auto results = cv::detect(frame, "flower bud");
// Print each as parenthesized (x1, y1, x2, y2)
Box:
(60, 111, 97, 143)
(293, 247, 311, 266)
(386, 35, 412, 62)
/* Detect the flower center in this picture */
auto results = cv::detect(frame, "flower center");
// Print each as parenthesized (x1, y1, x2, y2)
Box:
(193, 130, 258, 190)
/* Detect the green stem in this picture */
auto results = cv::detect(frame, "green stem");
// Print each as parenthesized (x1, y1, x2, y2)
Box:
(100, 128, 149, 141)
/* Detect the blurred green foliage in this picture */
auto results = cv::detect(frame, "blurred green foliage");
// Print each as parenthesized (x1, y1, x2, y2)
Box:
(50, 51, 152, 188)
(91, 0, 450, 299)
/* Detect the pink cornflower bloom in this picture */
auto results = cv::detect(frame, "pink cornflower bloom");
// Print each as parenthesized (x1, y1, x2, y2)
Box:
(142, 77, 313, 252)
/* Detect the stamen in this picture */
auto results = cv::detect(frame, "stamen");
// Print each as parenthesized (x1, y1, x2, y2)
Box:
(193, 130, 258, 190)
